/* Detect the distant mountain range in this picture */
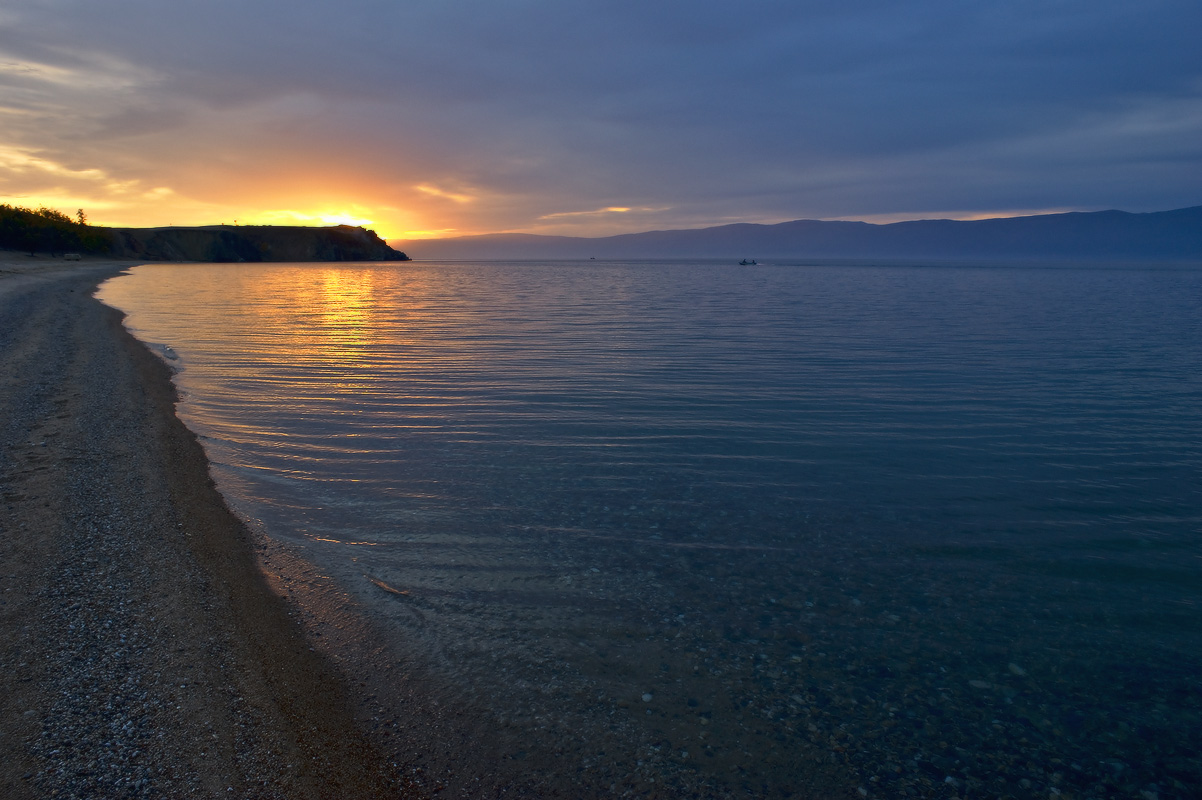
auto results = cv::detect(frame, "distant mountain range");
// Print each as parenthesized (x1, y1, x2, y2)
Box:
(392, 206, 1202, 262)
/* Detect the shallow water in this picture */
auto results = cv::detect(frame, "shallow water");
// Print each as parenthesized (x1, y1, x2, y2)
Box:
(99, 260, 1202, 798)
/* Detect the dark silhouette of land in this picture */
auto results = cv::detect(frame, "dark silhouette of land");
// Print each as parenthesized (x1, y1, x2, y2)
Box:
(1, 206, 409, 262)
(110, 224, 409, 262)
(395, 205, 1202, 261)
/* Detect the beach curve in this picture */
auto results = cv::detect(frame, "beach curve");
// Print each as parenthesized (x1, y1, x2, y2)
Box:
(0, 256, 406, 798)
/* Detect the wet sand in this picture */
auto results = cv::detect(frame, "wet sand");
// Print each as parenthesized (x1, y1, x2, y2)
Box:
(0, 255, 404, 798)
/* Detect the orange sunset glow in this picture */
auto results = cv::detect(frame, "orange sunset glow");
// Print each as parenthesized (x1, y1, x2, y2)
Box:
(2, 2, 1198, 246)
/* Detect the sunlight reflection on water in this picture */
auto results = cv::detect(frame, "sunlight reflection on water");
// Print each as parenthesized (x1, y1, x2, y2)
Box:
(99, 260, 1202, 798)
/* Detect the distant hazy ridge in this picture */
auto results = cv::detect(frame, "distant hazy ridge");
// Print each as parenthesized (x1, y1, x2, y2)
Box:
(110, 224, 409, 262)
(394, 206, 1202, 261)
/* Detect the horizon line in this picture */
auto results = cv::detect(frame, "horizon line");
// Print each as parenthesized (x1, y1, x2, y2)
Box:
(388, 204, 1199, 243)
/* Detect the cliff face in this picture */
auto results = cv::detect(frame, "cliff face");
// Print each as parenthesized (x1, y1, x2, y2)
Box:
(110, 225, 409, 262)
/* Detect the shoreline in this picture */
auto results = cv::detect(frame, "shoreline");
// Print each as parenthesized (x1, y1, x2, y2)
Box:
(0, 256, 405, 798)
(10, 255, 1198, 798)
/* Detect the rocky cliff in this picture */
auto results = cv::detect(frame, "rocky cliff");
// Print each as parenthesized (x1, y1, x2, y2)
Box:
(110, 224, 409, 262)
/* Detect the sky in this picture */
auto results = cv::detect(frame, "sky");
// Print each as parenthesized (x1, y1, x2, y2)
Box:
(1, 0, 1200, 240)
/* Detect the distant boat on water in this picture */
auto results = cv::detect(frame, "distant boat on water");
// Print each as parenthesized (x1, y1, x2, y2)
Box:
(739, 258, 757, 265)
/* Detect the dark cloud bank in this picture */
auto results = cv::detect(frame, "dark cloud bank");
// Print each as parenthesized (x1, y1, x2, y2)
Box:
(2, 0, 1200, 231)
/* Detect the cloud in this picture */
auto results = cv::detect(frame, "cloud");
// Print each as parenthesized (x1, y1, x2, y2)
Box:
(1, 0, 1199, 235)
(414, 184, 475, 204)
(0, 144, 108, 181)
(539, 207, 633, 220)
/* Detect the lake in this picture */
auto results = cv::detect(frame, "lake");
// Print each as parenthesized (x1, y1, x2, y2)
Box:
(98, 260, 1202, 799)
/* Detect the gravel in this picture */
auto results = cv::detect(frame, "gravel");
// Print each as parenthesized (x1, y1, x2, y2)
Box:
(0, 256, 403, 799)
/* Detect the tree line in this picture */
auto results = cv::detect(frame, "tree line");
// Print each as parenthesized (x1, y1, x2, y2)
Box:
(0, 205, 112, 256)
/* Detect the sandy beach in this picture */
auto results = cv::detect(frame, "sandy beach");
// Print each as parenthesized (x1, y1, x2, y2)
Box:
(0, 255, 403, 798)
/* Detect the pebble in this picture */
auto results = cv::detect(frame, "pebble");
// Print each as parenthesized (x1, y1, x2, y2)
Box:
(0, 263, 381, 798)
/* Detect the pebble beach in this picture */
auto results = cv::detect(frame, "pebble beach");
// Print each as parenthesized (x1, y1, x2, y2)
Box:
(0, 256, 401, 799)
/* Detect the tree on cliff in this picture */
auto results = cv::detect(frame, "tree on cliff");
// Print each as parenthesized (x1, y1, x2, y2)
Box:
(0, 205, 111, 256)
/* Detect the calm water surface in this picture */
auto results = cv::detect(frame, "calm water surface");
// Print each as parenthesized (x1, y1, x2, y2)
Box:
(99, 261, 1202, 798)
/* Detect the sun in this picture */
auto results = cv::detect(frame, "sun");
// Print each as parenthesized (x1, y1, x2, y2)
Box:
(316, 213, 375, 227)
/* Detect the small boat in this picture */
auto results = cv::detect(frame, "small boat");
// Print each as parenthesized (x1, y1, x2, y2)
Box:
(739, 259, 757, 266)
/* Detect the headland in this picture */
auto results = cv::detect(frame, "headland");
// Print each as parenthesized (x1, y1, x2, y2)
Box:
(0, 205, 409, 262)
